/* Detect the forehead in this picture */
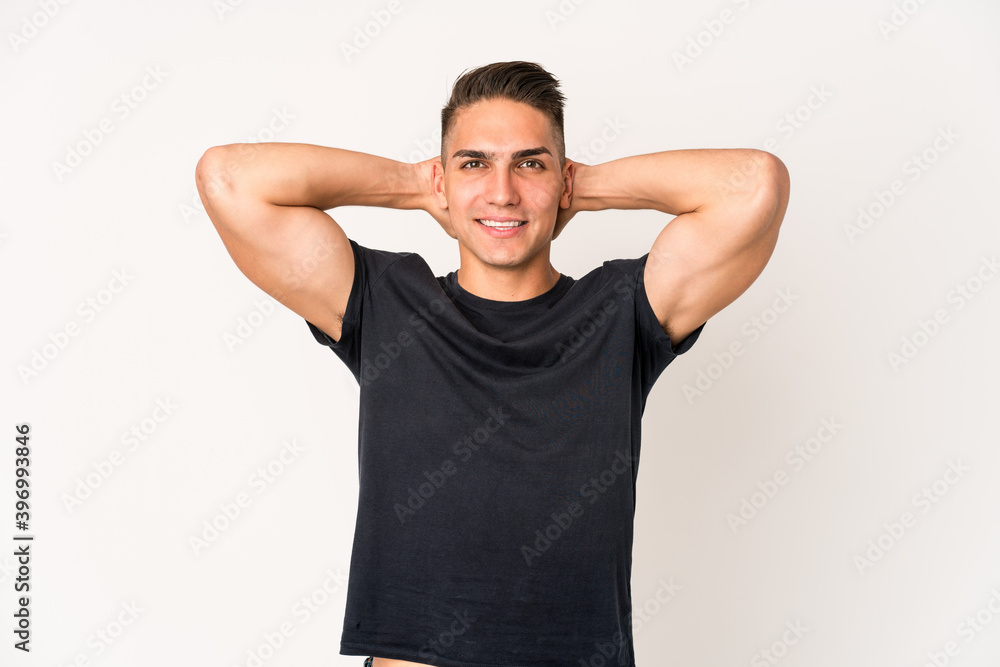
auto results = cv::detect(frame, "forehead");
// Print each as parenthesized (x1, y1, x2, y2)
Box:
(447, 98, 558, 154)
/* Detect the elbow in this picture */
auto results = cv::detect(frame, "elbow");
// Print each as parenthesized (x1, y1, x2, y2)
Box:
(195, 145, 234, 202)
(764, 151, 790, 203)
(747, 150, 789, 196)
(750, 151, 790, 232)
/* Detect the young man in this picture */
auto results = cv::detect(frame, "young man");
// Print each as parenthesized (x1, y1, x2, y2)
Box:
(196, 62, 789, 667)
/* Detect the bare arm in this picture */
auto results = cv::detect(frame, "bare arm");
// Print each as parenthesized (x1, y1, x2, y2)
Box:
(564, 149, 790, 346)
(195, 143, 448, 341)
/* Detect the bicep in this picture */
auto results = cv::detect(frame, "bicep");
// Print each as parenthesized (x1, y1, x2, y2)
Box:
(197, 160, 355, 342)
(644, 156, 789, 346)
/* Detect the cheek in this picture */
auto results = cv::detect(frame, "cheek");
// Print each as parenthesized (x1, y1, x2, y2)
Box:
(524, 182, 562, 208)
(450, 191, 477, 215)
(441, 182, 472, 211)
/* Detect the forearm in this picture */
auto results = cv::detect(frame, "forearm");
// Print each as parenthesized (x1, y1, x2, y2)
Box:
(572, 148, 781, 218)
(196, 142, 424, 211)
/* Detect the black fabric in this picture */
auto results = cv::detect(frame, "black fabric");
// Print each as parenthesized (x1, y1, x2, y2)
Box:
(306, 239, 704, 667)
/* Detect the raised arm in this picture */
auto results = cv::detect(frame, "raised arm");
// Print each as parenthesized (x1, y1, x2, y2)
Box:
(194, 143, 448, 342)
(566, 149, 790, 346)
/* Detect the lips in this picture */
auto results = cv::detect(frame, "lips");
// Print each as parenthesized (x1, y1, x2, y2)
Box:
(477, 219, 526, 228)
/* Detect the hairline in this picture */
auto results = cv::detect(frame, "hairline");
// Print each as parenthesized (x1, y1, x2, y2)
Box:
(441, 98, 566, 168)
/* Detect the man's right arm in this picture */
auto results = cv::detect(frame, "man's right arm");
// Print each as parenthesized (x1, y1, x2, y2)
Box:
(194, 143, 444, 342)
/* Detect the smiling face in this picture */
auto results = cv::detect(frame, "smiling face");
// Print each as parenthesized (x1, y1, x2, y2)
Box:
(434, 98, 573, 275)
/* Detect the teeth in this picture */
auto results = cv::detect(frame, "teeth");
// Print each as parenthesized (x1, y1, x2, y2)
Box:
(478, 220, 524, 228)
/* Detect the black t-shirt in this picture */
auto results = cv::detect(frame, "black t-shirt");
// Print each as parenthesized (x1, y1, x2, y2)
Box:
(306, 239, 704, 666)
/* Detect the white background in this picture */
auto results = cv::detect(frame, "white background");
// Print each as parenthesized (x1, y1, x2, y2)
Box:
(3, 0, 999, 665)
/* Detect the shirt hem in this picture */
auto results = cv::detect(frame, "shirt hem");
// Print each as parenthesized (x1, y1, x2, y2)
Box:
(341, 640, 550, 667)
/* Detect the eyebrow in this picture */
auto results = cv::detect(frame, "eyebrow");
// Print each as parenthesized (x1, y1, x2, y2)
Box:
(451, 147, 553, 161)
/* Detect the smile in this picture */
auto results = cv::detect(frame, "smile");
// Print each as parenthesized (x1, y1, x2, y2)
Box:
(477, 219, 526, 228)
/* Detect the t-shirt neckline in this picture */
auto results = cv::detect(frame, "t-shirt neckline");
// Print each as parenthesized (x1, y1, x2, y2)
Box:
(444, 271, 573, 311)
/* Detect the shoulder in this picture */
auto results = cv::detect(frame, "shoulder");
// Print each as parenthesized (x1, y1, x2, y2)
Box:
(595, 255, 651, 292)
(348, 240, 427, 288)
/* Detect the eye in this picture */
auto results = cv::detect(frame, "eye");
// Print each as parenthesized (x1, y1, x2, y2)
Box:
(461, 160, 485, 169)
(520, 159, 544, 169)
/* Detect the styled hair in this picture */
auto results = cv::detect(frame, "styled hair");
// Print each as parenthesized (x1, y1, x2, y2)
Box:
(441, 61, 566, 163)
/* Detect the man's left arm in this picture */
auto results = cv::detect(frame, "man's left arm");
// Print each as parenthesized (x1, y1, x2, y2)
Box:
(564, 149, 790, 347)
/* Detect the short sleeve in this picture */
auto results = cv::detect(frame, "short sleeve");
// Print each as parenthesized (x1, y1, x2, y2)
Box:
(304, 239, 410, 383)
(627, 254, 706, 395)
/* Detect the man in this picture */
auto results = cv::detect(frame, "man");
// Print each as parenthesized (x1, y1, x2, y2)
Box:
(196, 61, 789, 667)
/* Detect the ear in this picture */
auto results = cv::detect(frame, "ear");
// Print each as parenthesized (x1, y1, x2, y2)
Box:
(559, 158, 575, 210)
(432, 157, 449, 209)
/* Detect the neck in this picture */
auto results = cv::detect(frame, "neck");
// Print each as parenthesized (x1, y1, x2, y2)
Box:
(456, 251, 560, 302)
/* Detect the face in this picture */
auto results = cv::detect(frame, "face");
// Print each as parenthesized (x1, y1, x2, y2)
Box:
(434, 98, 573, 272)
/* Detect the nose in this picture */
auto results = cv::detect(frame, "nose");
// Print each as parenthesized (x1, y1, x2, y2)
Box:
(485, 167, 519, 207)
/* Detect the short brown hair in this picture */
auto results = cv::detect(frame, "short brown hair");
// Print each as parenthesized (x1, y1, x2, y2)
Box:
(441, 61, 566, 163)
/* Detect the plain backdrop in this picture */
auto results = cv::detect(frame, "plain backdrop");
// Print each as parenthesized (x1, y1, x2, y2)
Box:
(3, 0, 999, 665)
